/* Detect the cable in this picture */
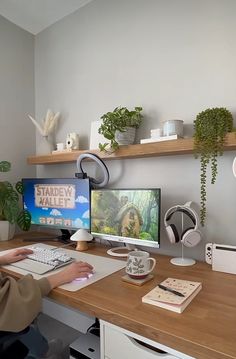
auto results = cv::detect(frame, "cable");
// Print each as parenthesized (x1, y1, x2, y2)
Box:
(86, 318, 100, 337)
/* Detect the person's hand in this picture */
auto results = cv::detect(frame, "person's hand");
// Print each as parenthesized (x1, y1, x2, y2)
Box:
(47, 261, 94, 289)
(0, 248, 33, 265)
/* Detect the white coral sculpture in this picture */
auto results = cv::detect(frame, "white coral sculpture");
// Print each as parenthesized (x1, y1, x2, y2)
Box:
(28, 109, 60, 137)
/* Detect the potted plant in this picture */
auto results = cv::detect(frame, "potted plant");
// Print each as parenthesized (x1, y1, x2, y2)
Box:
(0, 161, 31, 240)
(193, 107, 233, 226)
(98, 106, 143, 152)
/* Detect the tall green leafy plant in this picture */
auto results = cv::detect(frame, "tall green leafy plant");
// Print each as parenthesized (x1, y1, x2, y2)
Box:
(0, 161, 31, 231)
(98, 106, 143, 152)
(194, 107, 233, 226)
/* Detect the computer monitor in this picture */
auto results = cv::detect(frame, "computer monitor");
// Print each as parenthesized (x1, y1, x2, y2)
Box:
(91, 188, 161, 256)
(22, 178, 90, 243)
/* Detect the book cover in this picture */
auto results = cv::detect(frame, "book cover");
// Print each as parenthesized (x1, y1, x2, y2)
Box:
(142, 278, 202, 313)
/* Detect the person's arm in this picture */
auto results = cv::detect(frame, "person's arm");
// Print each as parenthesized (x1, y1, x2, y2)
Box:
(0, 248, 33, 265)
(0, 248, 93, 332)
(46, 261, 93, 289)
(0, 248, 94, 287)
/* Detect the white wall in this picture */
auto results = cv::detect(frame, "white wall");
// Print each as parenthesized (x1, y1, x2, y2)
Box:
(34, 0, 236, 260)
(0, 16, 35, 189)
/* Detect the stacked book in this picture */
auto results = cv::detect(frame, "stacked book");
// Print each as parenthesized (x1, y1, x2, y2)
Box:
(142, 278, 202, 313)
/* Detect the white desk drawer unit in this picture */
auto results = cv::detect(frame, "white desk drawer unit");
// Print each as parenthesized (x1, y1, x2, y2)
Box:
(100, 320, 195, 359)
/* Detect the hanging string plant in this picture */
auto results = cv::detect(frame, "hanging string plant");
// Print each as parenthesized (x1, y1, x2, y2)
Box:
(194, 107, 233, 226)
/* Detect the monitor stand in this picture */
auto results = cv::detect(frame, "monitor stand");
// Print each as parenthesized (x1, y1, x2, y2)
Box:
(170, 243, 196, 266)
(107, 244, 136, 258)
(55, 229, 72, 244)
(23, 229, 72, 244)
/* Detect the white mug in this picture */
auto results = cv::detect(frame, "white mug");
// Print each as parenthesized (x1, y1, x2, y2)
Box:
(126, 251, 156, 279)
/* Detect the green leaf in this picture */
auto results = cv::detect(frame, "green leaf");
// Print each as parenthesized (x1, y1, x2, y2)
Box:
(5, 189, 19, 203)
(0, 161, 11, 172)
(4, 204, 19, 223)
(99, 143, 109, 151)
(17, 210, 31, 231)
(2, 181, 14, 191)
(0, 160, 31, 230)
(15, 181, 23, 194)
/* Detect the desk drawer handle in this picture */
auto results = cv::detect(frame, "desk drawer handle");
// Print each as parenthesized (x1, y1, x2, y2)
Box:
(126, 335, 168, 356)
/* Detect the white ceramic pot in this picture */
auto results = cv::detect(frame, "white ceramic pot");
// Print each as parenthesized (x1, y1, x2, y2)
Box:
(37, 135, 55, 155)
(115, 127, 136, 145)
(0, 221, 15, 241)
(162, 120, 184, 137)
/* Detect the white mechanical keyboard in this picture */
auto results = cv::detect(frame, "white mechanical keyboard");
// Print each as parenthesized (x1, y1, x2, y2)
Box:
(11, 246, 74, 275)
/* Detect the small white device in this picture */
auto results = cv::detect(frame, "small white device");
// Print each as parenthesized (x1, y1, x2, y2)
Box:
(69, 332, 100, 359)
(205, 243, 213, 264)
(205, 243, 236, 274)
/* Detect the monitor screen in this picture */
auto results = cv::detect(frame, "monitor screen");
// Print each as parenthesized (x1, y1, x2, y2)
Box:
(91, 188, 161, 249)
(22, 178, 90, 231)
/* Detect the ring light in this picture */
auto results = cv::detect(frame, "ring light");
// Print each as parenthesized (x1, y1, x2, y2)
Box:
(232, 156, 236, 178)
(76, 153, 109, 188)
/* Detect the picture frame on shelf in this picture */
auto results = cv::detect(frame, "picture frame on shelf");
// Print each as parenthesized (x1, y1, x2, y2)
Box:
(89, 120, 107, 150)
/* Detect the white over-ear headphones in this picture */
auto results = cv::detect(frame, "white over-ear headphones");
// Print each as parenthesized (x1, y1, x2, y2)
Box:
(76, 153, 109, 188)
(164, 203, 202, 247)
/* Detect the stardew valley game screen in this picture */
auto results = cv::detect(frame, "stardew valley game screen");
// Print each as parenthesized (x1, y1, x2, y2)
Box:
(22, 178, 90, 230)
(91, 189, 160, 243)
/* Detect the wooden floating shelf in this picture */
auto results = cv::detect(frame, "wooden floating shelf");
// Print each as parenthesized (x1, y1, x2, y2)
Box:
(27, 132, 236, 165)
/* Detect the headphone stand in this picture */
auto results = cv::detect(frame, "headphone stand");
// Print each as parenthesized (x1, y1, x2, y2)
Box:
(170, 213, 196, 266)
(170, 253, 196, 266)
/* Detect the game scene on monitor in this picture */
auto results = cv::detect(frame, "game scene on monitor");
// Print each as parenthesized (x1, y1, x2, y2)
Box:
(91, 189, 160, 244)
(22, 178, 90, 230)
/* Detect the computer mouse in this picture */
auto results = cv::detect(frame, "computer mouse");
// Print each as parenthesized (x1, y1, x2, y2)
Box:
(74, 273, 94, 282)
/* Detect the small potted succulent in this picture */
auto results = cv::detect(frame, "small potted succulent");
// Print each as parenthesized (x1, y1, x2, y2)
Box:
(0, 161, 31, 240)
(193, 107, 233, 226)
(98, 106, 143, 152)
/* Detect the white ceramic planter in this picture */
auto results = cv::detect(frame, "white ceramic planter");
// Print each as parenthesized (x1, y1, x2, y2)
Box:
(0, 221, 15, 241)
(37, 135, 55, 155)
(162, 120, 184, 137)
(115, 127, 136, 145)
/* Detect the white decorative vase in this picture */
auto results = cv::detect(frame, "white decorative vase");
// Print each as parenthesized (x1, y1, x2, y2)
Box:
(115, 127, 136, 145)
(0, 221, 15, 241)
(37, 135, 55, 155)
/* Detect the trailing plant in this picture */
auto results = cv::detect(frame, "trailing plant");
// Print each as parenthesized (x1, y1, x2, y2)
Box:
(0, 161, 31, 231)
(98, 106, 143, 152)
(194, 107, 233, 226)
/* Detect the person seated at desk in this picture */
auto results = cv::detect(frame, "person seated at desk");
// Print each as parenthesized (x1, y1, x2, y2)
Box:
(0, 247, 93, 359)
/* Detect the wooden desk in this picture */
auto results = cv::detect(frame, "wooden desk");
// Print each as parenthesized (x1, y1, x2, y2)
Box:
(1, 234, 236, 359)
